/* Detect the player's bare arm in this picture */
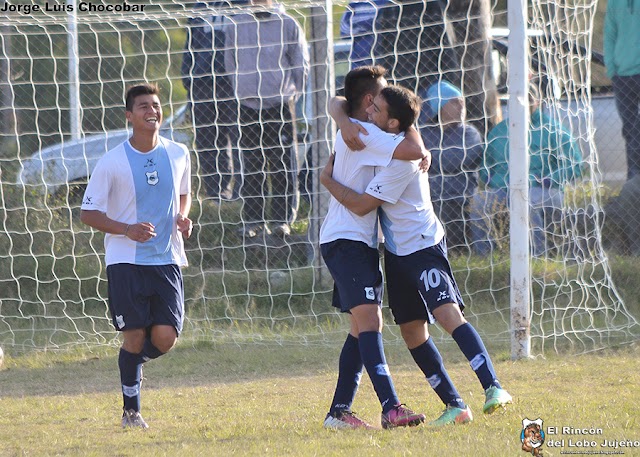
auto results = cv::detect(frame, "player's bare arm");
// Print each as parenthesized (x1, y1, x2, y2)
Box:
(320, 154, 382, 217)
(177, 193, 193, 239)
(80, 210, 157, 242)
(329, 96, 368, 151)
(330, 95, 428, 163)
(396, 126, 431, 171)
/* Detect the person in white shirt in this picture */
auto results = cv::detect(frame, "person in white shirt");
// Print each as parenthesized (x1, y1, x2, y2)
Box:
(320, 65, 428, 430)
(80, 83, 193, 429)
(322, 84, 513, 427)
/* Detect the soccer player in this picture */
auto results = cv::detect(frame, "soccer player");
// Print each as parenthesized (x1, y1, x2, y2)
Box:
(322, 84, 512, 427)
(320, 65, 428, 430)
(80, 83, 193, 429)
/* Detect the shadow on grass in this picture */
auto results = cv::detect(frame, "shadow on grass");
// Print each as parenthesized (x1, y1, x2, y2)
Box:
(0, 334, 515, 400)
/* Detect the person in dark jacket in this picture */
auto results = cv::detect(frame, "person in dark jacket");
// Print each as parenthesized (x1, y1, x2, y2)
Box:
(181, 1, 248, 201)
(225, 0, 309, 238)
(373, 0, 460, 95)
(421, 81, 483, 253)
(340, 1, 389, 69)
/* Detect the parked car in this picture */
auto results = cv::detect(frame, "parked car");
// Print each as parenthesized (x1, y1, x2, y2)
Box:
(17, 105, 191, 195)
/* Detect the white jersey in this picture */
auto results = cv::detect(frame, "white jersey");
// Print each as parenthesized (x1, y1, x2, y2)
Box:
(319, 119, 404, 248)
(81, 138, 191, 267)
(365, 159, 445, 256)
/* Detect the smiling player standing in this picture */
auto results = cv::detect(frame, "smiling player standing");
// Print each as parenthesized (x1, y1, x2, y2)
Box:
(80, 83, 193, 429)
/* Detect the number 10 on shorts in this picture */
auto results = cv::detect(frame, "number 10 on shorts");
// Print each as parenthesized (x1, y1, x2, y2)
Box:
(420, 268, 441, 291)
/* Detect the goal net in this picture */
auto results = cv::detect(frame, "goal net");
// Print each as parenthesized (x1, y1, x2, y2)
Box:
(0, 0, 637, 355)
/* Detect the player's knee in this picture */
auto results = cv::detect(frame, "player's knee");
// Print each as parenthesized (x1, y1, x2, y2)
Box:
(122, 329, 146, 354)
(122, 340, 145, 354)
(150, 327, 178, 353)
(351, 304, 383, 332)
(399, 321, 429, 349)
(152, 336, 177, 354)
(433, 302, 466, 334)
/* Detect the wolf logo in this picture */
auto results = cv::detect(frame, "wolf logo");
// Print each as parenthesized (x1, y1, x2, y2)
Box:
(521, 418, 545, 456)
(146, 170, 159, 186)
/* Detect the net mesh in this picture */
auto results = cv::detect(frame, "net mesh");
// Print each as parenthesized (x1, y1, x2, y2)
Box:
(0, 0, 638, 354)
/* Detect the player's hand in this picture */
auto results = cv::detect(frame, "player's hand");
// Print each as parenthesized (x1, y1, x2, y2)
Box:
(418, 149, 432, 173)
(126, 222, 156, 242)
(340, 119, 367, 151)
(177, 213, 193, 240)
(320, 154, 335, 187)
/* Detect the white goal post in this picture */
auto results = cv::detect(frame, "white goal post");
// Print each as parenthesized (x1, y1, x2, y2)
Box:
(0, 0, 638, 357)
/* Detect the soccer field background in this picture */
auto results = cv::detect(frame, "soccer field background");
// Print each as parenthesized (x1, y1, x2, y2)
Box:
(2, 0, 638, 358)
(1, 342, 639, 456)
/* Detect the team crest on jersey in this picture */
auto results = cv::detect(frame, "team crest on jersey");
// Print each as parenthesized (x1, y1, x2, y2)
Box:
(146, 170, 159, 186)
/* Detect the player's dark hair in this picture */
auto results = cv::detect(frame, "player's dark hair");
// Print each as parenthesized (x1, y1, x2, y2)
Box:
(344, 65, 387, 116)
(379, 85, 421, 132)
(125, 83, 160, 112)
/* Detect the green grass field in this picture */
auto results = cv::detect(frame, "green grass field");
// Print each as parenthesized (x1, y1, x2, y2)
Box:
(1, 340, 639, 457)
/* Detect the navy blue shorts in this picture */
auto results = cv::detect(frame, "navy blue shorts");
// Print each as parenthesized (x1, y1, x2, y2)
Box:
(321, 239, 383, 312)
(384, 238, 464, 325)
(106, 263, 185, 335)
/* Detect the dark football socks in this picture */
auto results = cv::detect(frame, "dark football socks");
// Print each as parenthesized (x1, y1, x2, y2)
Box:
(452, 322, 501, 390)
(358, 331, 399, 414)
(119, 348, 143, 412)
(142, 338, 164, 361)
(410, 337, 465, 409)
(329, 333, 363, 415)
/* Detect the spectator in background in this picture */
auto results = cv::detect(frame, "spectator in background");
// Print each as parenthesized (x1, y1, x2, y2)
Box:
(181, 1, 248, 201)
(605, 174, 640, 255)
(342, 1, 499, 137)
(373, 0, 460, 96)
(421, 81, 483, 254)
(340, 0, 389, 69)
(225, 0, 309, 238)
(470, 86, 583, 257)
(604, 0, 640, 180)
